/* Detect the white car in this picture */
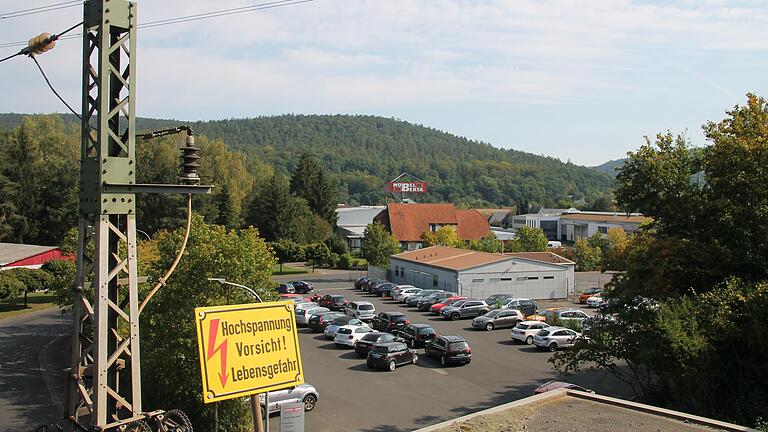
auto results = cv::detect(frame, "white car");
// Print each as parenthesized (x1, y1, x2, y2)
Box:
(294, 302, 318, 311)
(345, 301, 376, 321)
(295, 306, 329, 326)
(586, 295, 603, 308)
(394, 287, 422, 302)
(511, 320, 550, 345)
(390, 285, 416, 300)
(533, 326, 581, 352)
(334, 325, 373, 347)
(323, 317, 365, 339)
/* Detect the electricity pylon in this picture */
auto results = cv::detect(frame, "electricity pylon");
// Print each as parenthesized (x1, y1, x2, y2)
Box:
(65, 1, 209, 430)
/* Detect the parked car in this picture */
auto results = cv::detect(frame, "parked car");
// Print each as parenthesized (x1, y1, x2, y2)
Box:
(366, 341, 419, 371)
(295, 306, 329, 326)
(441, 299, 489, 320)
(406, 290, 444, 306)
(290, 280, 314, 294)
(294, 302, 319, 312)
(345, 301, 376, 321)
(373, 282, 396, 297)
(392, 323, 437, 348)
(579, 287, 602, 304)
(543, 308, 590, 326)
(354, 277, 369, 289)
(499, 298, 538, 317)
(318, 294, 348, 311)
(417, 292, 451, 311)
(334, 324, 374, 347)
(308, 311, 344, 332)
(370, 312, 410, 332)
(430, 296, 466, 315)
(424, 335, 472, 366)
(484, 294, 512, 308)
(586, 294, 603, 308)
(277, 282, 295, 294)
(323, 316, 365, 339)
(390, 284, 416, 300)
(260, 383, 319, 413)
(472, 308, 525, 331)
(394, 287, 422, 302)
(533, 380, 594, 394)
(367, 280, 388, 294)
(511, 320, 550, 345)
(533, 326, 581, 351)
(354, 332, 401, 357)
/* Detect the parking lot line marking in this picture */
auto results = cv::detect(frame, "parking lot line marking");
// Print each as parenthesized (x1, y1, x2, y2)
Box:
(432, 369, 448, 375)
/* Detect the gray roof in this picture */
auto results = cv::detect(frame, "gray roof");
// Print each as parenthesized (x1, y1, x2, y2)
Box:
(0, 243, 60, 266)
(335, 206, 386, 228)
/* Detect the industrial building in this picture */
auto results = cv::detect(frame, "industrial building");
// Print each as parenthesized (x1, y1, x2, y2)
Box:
(388, 246, 575, 300)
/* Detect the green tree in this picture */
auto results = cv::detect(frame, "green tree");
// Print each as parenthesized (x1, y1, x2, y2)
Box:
(303, 243, 332, 270)
(270, 239, 302, 272)
(515, 226, 548, 252)
(290, 153, 336, 225)
(0, 271, 24, 300)
(573, 238, 602, 271)
(552, 94, 768, 428)
(247, 173, 304, 242)
(361, 223, 400, 268)
(4, 268, 54, 307)
(141, 215, 276, 432)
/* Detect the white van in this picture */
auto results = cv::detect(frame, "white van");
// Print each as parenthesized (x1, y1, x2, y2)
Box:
(547, 241, 562, 249)
(344, 301, 376, 321)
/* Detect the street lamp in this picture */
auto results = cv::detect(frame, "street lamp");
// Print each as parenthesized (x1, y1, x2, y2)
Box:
(207, 277, 263, 302)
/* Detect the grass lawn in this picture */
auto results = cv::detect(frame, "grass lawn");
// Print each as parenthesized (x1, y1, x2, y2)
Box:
(272, 263, 309, 275)
(0, 291, 57, 320)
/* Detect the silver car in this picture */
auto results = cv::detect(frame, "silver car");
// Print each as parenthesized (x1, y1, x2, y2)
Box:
(441, 299, 489, 320)
(472, 309, 524, 331)
(295, 306, 329, 326)
(260, 383, 319, 413)
(533, 326, 581, 351)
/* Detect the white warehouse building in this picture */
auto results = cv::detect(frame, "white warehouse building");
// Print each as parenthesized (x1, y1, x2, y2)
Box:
(389, 246, 575, 300)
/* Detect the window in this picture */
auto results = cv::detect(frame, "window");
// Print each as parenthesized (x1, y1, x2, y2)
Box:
(472, 278, 484, 283)
(517, 276, 527, 281)
(598, 226, 608, 234)
(433, 275, 438, 287)
(501, 277, 512, 281)
(490, 278, 501, 283)
(527, 276, 539, 280)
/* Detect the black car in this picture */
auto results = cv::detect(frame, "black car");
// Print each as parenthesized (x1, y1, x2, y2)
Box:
(307, 311, 344, 332)
(366, 341, 418, 371)
(290, 280, 314, 294)
(393, 324, 436, 348)
(368, 280, 388, 294)
(353, 332, 400, 357)
(417, 293, 450, 311)
(373, 282, 395, 297)
(277, 283, 295, 294)
(370, 312, 409, 332)
(354, 277, 369, 289)
(318, 294, 347, 311)
(424, 335, 472, 366)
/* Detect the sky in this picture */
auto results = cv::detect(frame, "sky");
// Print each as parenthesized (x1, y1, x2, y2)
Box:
(1, 0, 767, 166)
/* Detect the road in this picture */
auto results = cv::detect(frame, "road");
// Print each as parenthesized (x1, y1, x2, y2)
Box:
(0, 307, 70, 432)
(0, 271, 626, 432)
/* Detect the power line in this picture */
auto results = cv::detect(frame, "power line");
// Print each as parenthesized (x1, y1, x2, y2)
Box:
(0, 0, 317, 49)
(31, 55, 82, 120)
(0, 1, 81, 20)
(0, 20, 82, 61)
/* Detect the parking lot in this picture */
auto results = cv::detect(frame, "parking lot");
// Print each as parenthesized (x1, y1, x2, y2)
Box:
(272, 273, 627, 432)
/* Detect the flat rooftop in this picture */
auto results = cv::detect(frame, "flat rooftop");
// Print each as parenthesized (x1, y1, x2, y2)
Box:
(417, 389, 749, 432)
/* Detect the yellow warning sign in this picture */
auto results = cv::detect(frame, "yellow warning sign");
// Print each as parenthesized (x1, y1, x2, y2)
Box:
(194, 301, 304, 403)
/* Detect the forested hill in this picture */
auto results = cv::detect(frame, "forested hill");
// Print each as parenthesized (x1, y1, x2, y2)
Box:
(0, 113, 614, 207)
(592, 158, 626, 176)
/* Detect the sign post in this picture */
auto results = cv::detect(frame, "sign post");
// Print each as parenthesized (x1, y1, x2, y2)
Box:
(194, 301, 305, 424)
(280, 402, 305, 432)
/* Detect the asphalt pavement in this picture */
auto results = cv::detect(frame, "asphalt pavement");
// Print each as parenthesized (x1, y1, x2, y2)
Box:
(0, 307, 70, 432)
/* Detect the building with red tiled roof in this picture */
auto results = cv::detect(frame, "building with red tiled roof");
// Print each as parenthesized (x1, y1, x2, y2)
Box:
(374, 203, 490, 250)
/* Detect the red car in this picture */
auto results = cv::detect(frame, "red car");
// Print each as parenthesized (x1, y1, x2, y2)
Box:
(430, 297, 466, 315)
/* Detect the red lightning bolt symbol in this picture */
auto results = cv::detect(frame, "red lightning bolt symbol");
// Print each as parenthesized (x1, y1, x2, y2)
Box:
(207, 319, 228, 387)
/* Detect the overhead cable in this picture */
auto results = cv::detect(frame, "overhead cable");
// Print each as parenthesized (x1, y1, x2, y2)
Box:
(1, 1, 81, 20)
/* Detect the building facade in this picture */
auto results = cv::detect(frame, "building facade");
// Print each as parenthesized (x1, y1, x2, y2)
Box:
(389, 246, 575, 300)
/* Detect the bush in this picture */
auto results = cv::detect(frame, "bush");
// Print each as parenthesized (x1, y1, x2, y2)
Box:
(337, 253, 354, 270)
(5, 268, 54, 292)
(0, 271, 24, 299)
(42, 259, 77, 308)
